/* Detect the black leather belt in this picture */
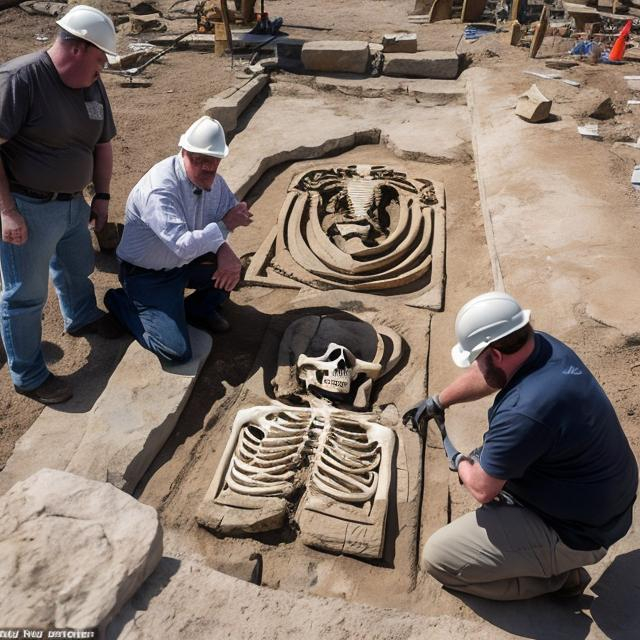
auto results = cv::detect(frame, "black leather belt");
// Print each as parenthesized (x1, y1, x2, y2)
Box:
(10, 183, 81, 201)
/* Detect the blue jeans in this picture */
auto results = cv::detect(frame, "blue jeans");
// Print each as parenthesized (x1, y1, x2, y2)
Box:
(105, 257, 229, 363)
(0, 194, 102, 390)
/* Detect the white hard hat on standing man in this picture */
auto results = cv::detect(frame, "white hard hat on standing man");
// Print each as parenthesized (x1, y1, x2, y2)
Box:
(56, 5, 117, 56)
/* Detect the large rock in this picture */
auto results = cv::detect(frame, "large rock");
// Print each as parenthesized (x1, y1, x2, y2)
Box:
(301, 40, 370, 74)
(515, 84, 552, 123)
(0, 469, 162, 631)
(382, 51, 459, 79)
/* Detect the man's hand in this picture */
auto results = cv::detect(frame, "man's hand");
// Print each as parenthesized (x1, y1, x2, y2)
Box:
(222, 202, 253, 231)
(212, 242, 242, 291)
(89, 198, 109, 233)
(1, 208, 28, 245)
(402, 394, 445, 435)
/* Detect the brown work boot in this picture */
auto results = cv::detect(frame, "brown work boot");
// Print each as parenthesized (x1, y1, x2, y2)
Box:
(554, 567, 591, 598)
(67, 313, 125, 339)
(15, 374, 73, 405)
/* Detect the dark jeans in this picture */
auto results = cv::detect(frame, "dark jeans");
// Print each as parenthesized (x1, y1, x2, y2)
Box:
(105, 256, 228, 363)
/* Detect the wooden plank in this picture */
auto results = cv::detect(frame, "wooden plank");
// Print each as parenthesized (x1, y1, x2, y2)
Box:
(240, 0, 255, 22)
(219, 0, 233, 55)
(529, 4, 549, 58)
(510, 0, 523, 21)
(461, 0, 487, 22)
(509, 20, 523, 46)
(429, 0, 453, 22)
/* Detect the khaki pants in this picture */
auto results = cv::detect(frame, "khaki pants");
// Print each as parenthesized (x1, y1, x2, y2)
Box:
(421, 502, 606, 600)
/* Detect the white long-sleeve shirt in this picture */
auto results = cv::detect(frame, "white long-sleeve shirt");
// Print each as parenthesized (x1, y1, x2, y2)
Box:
(116, 154, 237, 270)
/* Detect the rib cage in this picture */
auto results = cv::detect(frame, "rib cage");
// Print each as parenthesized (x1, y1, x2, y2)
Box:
(223, 409, 381, 504)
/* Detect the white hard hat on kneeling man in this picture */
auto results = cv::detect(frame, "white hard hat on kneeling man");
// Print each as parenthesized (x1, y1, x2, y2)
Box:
(451, 291, 531, 368)
(179, 116, 229, 159)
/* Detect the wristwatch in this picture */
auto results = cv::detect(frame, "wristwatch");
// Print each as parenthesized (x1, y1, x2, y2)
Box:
(92, 192, 111, 201)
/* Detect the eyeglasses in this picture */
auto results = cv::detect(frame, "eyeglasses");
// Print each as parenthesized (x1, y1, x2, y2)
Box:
(187, 153, 220, 168)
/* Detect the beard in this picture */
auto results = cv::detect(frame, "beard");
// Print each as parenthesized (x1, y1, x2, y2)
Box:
(483, 356, 508, 389)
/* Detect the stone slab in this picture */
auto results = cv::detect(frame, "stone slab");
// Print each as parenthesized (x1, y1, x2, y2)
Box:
(203, 74, 269, 133)
(382, 32, 418, 53)
(276, 37, 305, 60)
(220, 92, 470, 200)
(467, 64, 640, 338)
(383, 51, 460, 79)
(107, 554, 501, 640)
(301, 40, 370, 74)
(0, 469, 162, 631)
(0, 326, 212, 495)
(312, 74, 467, 104)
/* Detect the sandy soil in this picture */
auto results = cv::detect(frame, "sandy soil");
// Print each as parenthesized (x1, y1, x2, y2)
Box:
(1, 0, 640, 632)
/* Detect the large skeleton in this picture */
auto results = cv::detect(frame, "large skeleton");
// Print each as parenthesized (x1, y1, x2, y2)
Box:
(197, 405, 395, 558)
(244, 164, 446, 309)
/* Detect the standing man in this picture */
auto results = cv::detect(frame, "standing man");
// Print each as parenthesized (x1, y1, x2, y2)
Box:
(105, 116, 253, 363)
(405, 291, 638, 600)
(0, 5, 120, 404)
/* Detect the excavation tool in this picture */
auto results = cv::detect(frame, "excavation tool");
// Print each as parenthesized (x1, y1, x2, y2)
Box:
(407, 409, 522, 506)
(432, 413, 464, 471)
(403, 399, 462, 470)
(103, 30, 195, 83)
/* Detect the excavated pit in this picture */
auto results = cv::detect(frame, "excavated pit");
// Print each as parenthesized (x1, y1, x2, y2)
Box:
(134, 115, 493, 612)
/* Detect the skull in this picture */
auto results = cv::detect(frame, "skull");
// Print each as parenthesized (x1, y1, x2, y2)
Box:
(297, 343, 382, 396)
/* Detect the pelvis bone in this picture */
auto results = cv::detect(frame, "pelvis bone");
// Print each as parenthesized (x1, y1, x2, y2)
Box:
(297, 343, 382, 396)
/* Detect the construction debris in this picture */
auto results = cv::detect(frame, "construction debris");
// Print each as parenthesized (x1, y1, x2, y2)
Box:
(515, 84, 552, 123)
(509, 20, 523, 46)
(589, 95, 616, 120)
(577, 123, 602, 139)
(530, 5, 549, 58)
(523, 70, 581, 88)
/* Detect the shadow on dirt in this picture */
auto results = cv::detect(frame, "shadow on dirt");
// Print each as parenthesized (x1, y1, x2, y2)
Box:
(452, 550, 640, 639)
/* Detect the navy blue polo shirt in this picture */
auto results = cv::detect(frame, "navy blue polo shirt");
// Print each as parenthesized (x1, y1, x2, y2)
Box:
(480, 332, 638, 551)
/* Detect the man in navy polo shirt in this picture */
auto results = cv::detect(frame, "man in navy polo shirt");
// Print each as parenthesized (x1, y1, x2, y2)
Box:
(405, 291, 638, 600)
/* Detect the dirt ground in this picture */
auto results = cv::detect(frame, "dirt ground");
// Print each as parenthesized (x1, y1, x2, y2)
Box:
(2, 0, 640, 633)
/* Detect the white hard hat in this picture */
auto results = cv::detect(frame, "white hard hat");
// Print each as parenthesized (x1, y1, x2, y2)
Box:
(178, 116, 229, 158)
(57, 5, 117, 56)
(451, 291, 531, 368)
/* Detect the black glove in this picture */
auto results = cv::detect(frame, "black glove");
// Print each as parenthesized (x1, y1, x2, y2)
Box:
(467, 446, 482, 464)
(402, 395, 444, 435)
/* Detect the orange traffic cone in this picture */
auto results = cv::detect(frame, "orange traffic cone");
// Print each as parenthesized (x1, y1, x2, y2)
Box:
(609, 19, 632, 62)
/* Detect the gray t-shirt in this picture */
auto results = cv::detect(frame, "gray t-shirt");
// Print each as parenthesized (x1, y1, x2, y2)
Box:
(0, 50, 116, 193)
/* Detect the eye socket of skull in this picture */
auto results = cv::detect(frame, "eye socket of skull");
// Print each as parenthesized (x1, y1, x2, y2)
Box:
(327, 348, 346, 368)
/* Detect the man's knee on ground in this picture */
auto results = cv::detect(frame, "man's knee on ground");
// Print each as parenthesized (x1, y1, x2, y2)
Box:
(421, 529, 458, 584)
(147, 333, 192, 363)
